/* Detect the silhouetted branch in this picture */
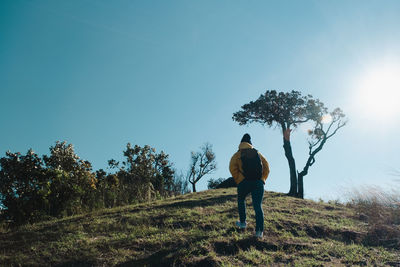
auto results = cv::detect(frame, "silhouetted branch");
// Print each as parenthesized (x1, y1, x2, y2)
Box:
(187, 143, 217, 192)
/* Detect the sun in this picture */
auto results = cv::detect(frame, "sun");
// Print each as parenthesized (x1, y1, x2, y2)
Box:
(353, 63, 400, 122)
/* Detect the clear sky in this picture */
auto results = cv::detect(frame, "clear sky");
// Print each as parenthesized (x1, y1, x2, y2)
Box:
(1, 0, 400, 200)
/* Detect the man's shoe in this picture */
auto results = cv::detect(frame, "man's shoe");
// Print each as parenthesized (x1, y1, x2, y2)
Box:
(255, 230, 263, 239)
(235, 221, 246, 229)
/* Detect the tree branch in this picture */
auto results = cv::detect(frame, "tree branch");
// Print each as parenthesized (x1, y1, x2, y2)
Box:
(292, 118, 310, 124)
(326, 121, 347, 139)
(309, 138, 322, 151)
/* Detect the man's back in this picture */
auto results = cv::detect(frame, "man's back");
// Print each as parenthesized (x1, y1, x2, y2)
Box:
(229, 141, 270, 185)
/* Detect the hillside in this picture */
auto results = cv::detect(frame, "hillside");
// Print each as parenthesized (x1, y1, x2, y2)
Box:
(1, 188, 399, 266)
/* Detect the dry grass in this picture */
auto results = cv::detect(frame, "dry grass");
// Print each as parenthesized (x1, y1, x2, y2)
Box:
(345, 184, 400, 248)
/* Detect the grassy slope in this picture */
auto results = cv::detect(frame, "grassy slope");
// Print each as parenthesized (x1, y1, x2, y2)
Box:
(1, 188, 399, 266)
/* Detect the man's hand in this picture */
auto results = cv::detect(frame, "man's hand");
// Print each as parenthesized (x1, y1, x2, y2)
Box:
(283, 128, 292, 141)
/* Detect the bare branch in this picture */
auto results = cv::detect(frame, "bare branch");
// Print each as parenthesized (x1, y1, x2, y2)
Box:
(291, 118, 310, 124)
(309, 156, 316, 167)
(187, 143, 217, 192)
(325, 119, 335, 136)
(326, 120, 347, 139)
(309, 138, 322, 151)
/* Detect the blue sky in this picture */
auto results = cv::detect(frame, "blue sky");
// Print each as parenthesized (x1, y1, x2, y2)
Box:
(1, 0, 400, 200)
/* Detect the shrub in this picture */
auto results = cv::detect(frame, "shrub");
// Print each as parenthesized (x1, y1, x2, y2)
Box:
(0, 141, 189, 226)
(345, 185, 400, 248)
(207, 178, 225, 189)
(0, 150, 49, 225)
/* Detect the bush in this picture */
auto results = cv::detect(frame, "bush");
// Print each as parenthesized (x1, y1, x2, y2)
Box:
(346, 185, 400, 248)
(0, 141, 189, 226)
(208, 177, 237, 189)
(215, 177, 237, 189)
(207, 178, 225, 189)
(0, 150, 49, 225)
(171, 172, 190, 195)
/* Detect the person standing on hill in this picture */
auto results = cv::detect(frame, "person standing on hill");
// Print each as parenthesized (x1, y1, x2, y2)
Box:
(229, 133, 270, 239)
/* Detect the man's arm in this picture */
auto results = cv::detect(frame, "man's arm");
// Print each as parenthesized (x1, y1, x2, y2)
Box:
(229, 152, 241, 184)
(259, 153, 270, 182)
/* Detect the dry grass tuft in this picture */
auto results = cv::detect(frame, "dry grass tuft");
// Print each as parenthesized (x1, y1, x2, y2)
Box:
(345, 184, 400, 248)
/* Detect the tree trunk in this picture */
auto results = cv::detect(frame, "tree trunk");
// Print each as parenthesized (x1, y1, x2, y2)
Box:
(283, 139, 298, 196)
(297, 172, 304, 199)
(192, 183, 196, 193)
(297, 137, 327, 199)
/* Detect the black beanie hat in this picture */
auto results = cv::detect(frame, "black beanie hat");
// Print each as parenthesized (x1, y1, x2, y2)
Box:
(241, 133, 252, 144)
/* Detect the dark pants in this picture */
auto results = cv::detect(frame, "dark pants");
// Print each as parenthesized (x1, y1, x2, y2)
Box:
(237, 179, 264, 232)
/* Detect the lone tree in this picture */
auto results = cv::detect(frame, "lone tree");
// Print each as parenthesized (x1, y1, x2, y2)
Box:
(233, 90, 346, 198)
(188, 143, 217, 192)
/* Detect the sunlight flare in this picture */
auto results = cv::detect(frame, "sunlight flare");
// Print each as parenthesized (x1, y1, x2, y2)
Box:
(353, 63, 400, 122)
(321, 114, 333, 124)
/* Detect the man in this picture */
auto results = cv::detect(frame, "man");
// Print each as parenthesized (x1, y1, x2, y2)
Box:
(229, 133, 270, 239)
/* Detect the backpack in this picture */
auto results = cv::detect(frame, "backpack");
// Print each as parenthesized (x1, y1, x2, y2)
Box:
(240, 148, 263, 180)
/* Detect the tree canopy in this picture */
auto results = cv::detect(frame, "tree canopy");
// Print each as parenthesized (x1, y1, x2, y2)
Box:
(233, 90, 327, 130)
(188, 143, 217, 192)
(0, 141, 188, 225)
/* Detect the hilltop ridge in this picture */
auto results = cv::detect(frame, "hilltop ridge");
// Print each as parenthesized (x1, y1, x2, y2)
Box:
(1, 188, 399, 266)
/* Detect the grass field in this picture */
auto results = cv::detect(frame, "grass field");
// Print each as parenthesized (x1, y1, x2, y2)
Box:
(1, 188, 399, 266)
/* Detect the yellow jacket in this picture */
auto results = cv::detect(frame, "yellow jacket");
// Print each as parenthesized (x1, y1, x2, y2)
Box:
(229, 142, 270, 185)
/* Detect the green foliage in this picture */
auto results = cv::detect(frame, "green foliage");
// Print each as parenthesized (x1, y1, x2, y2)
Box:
(0, 142, 98, 224)
(95, 169, 119, 209)
(106, 143, 177, 206)
(207, 178, 225, 189)
(44, 141, 98, 217)
(0, 149, 48, 224)
(232, 90, 327, 128)
(0, 141, 185, 225)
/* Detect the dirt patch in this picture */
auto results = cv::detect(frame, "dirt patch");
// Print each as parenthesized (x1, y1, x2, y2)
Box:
(236, 238, 279, 251)
(215, 237, 311, 254)
(264, 220, 301, 236)
(198, 223, 214, 231)
(213, 241, 240, 255)
(223, 226, 248, 236)
(305, 224, 366, 243)
(304, 224, 367, 245)
(305, 225, 327, 238)
(363, 224, 400, 248)
(279, 220, 302, 236)
(340, 229, 365, 243)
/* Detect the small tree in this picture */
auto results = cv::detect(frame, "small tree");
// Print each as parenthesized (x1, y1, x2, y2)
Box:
(43, 141, 97, 216)
(153, 151, 175, 197)
(0, 150, 48, 225)
(95, 169, 119, 208)
(172, 171, 190, 195)
(233, 90, 346, 198)
(109, 143, 176, 204)
(296, 108, 346, 198)
(207, 178, 225, 189)
(187, 143, 217, 192)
